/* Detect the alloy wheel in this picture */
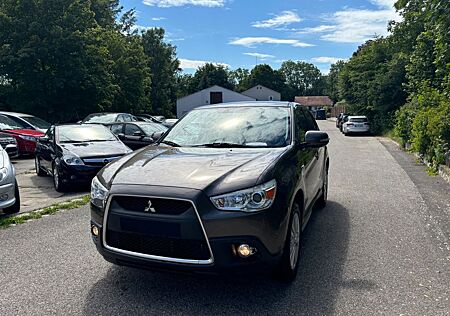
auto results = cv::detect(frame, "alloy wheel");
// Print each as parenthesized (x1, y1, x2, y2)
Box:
(289, 212, 301, 269)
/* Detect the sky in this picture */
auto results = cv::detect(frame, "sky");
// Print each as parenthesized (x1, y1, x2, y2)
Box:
(120, 0, 401, 74)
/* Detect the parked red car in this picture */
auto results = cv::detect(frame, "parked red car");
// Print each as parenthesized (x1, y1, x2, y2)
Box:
(0, 114, 44, 155)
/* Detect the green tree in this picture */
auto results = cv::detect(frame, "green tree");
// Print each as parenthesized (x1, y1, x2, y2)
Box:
(326, 60, 346, 103)
(279, 61, 324, 101)
(230, 68, 250, 92)
(141, 28, 180, 117)
(190, 63, 234, 92)
(246, 64, 285, 96)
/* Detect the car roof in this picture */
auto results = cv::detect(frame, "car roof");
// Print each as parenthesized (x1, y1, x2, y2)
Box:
(0, 111, 34, 117)
(196, 101, 295, 110)
(348, 115, 367, 119)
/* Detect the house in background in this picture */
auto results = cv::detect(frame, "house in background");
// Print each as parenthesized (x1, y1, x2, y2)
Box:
(176, 85, 255, 118)
(242, 85, 281, 101)
(294, 96, 333, 111)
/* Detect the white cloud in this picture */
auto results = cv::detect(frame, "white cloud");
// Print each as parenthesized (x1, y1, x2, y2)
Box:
(370, 0, 396, 9)
(311, 57, 345, 64)
(142, 0, 226, 7)
(297, 25, 337, 34)
(320, 8, 400, 43)
(229, 37, 314, 48)
(297, 0, 400, 44)
(131, 25, 154, 32)
(152, 17, 167, 21)
(179, 58, 230, 69)
(252, 11, 301, 29)
(243, 52, 275, 60)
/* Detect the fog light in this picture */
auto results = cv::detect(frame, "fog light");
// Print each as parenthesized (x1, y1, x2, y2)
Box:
(237, 244, 256, 258)
(0, 194, 8, 202)
(91, 225, 99, 236)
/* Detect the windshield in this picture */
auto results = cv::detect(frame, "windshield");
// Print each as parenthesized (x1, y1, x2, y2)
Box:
(139, 123, 168, 135)
(82, 113, 117, 124)
(0, 115, 24, 130)
(21, 116, 51, 129)
(58, 125, 117, 143)
(162, 106, 291, 147)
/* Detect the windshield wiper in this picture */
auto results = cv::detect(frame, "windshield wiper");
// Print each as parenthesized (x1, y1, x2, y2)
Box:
(193, 142, 252, 148)
(160, 140, 181, 147)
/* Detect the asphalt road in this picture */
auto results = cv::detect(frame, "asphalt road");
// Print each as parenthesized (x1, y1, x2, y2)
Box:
(1, 120, 448, 315)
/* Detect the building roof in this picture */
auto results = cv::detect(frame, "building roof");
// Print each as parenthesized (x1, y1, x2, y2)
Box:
(294, 96, 333, 106)
(177, 85, 254, 102)
(242, 85, 280, 95)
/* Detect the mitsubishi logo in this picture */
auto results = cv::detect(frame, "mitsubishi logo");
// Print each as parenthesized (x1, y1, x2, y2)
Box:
(144, 200, 156, 213)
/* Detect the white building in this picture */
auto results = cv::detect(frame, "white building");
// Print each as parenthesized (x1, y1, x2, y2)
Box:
(176, 85, 255, 118)
(242, 85, 281, 101)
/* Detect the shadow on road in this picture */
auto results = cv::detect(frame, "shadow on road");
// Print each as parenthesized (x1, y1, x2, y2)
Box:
(83, 201, 367, 315)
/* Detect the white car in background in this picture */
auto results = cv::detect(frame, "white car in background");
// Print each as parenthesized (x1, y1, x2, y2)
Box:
(0, 146, 20, 214)
(342, 116, 370, 135)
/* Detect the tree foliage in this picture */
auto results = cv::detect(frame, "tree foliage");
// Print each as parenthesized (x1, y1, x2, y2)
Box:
(279, 61, 324, 101)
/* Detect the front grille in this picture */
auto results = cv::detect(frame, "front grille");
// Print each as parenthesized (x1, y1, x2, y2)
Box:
(106, 230, 210, 260)
(112, 196, 192, 215)
(104, 196, 212, 262)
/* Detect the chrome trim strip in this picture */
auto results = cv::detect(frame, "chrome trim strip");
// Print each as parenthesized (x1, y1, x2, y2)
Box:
(102, 194, 214, 265)
(83, 156, 121, 163)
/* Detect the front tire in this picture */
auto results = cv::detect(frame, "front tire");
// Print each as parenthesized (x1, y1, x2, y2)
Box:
(4, 180, 20, 214)
(274, 203, 302, 282)
(52, 163, 67, 192)
(35, 156, 46, 176)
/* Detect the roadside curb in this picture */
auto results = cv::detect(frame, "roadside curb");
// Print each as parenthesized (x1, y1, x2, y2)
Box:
(380, 137, 450, 185)
(0, 195, 90, 229)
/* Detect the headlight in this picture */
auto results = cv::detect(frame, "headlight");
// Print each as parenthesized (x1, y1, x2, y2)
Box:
(91, 176, 109, 208)
(62, 154, 84, 165)
(0, 167, 8, 183)
(210, 179, 277, 212)
(19, 135, 36, 142)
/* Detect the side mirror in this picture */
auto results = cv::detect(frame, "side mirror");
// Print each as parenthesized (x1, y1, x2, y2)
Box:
(133, 131, 143, 137)
(304, 131, 329, 148)
(117, 133, 125, 139)
(151, 131, 164, 141)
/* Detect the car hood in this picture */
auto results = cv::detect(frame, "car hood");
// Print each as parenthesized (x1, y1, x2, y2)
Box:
(104, 146, 286, 193)
(60, 141, 130, 158)
(3, 129, 44, 137)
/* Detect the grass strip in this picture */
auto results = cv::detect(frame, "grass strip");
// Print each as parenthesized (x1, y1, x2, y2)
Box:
(0, 195, 90, 229)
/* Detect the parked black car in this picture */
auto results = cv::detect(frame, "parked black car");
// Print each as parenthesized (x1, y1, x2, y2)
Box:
(81, 113, 138, 125)
(336, 113, 348, 129)
(0, 132, 18, 158)
(314, 109, 327, 120)
(35, 124, 132, 192)
(136, 114, 165, 124)
(108, 122, 168, 150)
(90, 101, 329, 282)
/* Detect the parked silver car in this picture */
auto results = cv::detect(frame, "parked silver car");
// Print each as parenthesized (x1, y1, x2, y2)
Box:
(342, 116, 370, 135)
(0, 146, 20, 214)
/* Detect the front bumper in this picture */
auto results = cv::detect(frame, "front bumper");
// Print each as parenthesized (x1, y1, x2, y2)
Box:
(90, 185, 286, 274)
(59, 163, 103, 185)
(0, 182, 16, 209)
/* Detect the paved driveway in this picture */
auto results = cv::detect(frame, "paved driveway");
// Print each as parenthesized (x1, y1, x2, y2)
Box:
(9, 158, 87, 213)
(0, 120, 448, 315)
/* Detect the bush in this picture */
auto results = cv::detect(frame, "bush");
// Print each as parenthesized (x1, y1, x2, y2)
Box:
(394, 98, 419, 147)
(411, 99, 450, 168)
